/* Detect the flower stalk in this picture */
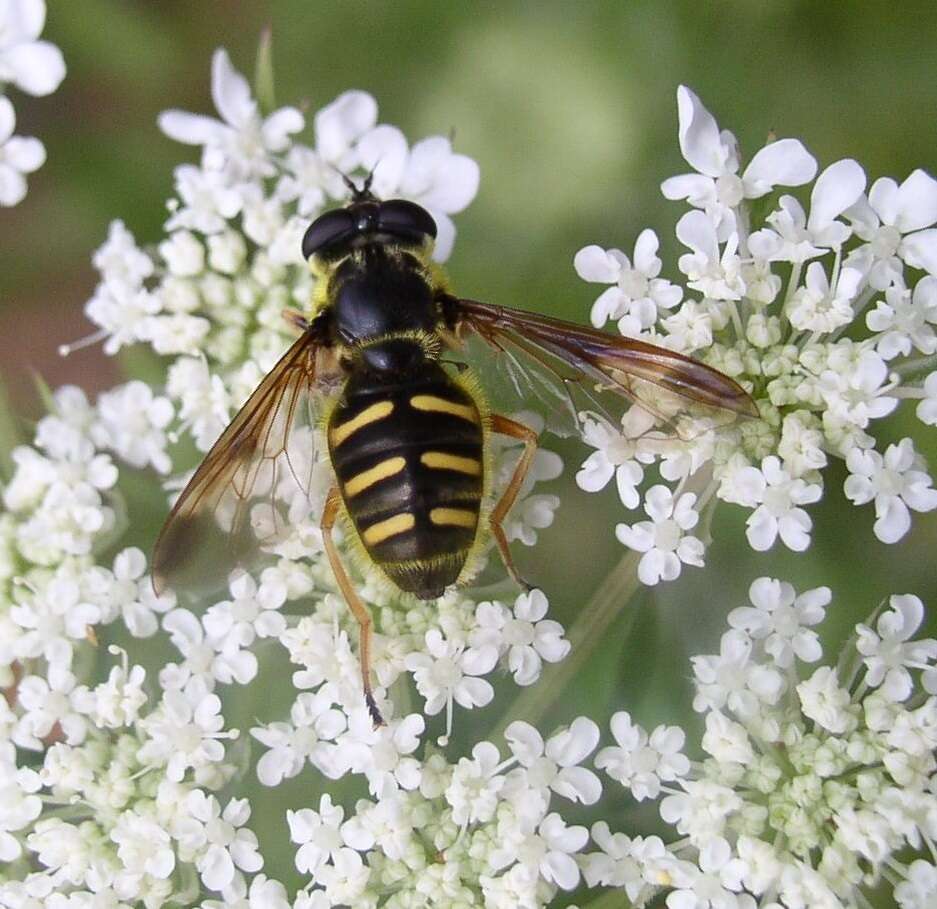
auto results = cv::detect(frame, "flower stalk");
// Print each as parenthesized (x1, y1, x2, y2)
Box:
(490, 548, 643, 741)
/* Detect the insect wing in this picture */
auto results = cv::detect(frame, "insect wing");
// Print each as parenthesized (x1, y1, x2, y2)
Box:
(153, 332, 326, 596)
(455, 298, 757, 438)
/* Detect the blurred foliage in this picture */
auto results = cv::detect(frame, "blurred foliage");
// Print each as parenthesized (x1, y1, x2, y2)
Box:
(2, 0, 937, 902)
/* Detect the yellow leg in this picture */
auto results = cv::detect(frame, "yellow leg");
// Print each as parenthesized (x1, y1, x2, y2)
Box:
(321, 488, 384, 726)
(490, 414, 539, 591)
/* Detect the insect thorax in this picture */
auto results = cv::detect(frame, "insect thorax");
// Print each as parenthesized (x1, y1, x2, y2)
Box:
(328, 244, 440, 345)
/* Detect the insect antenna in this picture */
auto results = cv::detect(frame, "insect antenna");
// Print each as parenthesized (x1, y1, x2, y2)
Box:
(338, 165, 379, 201)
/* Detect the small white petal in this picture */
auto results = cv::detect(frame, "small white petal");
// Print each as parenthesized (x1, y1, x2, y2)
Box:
(543, 850, 581, 890)
(0, 164, 27, 206)
(808, 159, 866, 233)
(406, 137, 479, 213)
(0, 97, 14, 142)
(676, 209, 719, 259)
(742, 138, 817, 197)
(617, 521, 654, 553)
(158, 110, 226, 145)
(902, 228, 937, 274)
(633, 229, 660, 273)
(261, 107, 305, 151)
(661, 172, 716, 204)
(4, 41, 66, 95)
(211, 48, 254, 128)
(430, 210, 456, 262)
(356, 124, 408, 196)
(675, 85, 735, 178)
(315, 90, 378, 162)
(574, 245, 621, 283)
(893, 169, 937, 232)
(874, 496, 911, 544)
(553, 765, 602, 804)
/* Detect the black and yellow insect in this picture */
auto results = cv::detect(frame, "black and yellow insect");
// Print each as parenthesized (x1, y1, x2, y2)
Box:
(153, 176, 757, 724)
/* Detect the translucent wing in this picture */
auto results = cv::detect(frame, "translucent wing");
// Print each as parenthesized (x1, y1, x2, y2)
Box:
(454, 298, 758, 438)
(153, 331, 331, 596)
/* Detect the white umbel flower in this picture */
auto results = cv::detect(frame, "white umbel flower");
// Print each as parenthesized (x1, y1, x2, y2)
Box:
(405, 628, 498, 718)
(575, 83, 937, 580)
(110, 809, 176, 881)
(471, 589, 570, 686)
(159, 48, 304, 181)
(504, 717, 602, 805)
(722, 455, 821, 552)
(187, 790, 263, 891)
(662, 85, 816, 233)
(728, 576, 829, 667)
(595, 711, 689, 800)
(856, 594, 937, 702)
(867, 278, 937, 359)
(593, 580, 937, 909)
(847, 169, 937, 288)
(137, 676, 234, 782)
(575, 231, 683, 335)
(287, 795, 346, 876)
(844, 438, 937, 543)
(616, 485, 704, 585)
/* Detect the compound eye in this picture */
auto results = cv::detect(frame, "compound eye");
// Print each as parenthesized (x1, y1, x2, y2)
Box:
(377, 199, 437, 242)
(301, 208, 357, 259)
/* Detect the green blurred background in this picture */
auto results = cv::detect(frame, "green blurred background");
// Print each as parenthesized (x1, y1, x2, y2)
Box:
(3, 0, 937, 900)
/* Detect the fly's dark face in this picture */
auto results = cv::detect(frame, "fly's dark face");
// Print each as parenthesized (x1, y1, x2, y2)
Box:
(302, 197, 438, 261)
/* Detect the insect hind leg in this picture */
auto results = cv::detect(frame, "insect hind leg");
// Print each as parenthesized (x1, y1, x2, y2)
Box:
(321, 487, 385, 727)
(489, 414, 539, 592)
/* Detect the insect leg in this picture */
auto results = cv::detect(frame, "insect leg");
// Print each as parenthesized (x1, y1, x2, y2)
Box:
(282, 308, 310, 333)
(321, 487, 385, 727)
(489, 414, 539, 591)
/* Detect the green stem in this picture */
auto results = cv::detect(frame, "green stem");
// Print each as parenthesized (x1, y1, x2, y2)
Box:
(580, 889, 636, 909)
(32, 804, 94, 823)
(0, 379, 23, 482)
(896, 352, 937, 377)
(830, 761, 883, 784)
(489, 549, 643, 742)
(253, 27, 276, 115)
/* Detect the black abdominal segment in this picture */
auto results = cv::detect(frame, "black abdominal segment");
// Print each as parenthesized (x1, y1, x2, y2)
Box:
(327, 363, 484, 599)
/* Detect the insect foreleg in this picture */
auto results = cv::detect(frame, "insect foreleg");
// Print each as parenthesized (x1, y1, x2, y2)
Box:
(489, 414, 539, 592)
(282, 308, 310, 333)
(321, 487, 384, 727)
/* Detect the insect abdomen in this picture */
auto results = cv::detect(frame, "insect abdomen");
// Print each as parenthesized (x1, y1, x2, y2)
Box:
(328, 365, 485, 599)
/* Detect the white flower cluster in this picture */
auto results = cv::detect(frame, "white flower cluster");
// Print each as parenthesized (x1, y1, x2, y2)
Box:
(248, 582, 570, 781)
(0, 386, 570, 904)
(0, 0, 64, 205)
(586, 577, 937, 909)
(9, 40, 937, 907)
(79, 48, 478, 418)
(576, 85, 937, 585)
(0, 46, 579, 906)
(280, 717, 600, 907)
(76, 47, 562, 573)
(0, 382, 575, 905)
(0, 386, 276, 904)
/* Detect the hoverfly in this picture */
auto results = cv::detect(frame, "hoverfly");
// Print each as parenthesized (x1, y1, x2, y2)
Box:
(153, 176, 757, 725)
